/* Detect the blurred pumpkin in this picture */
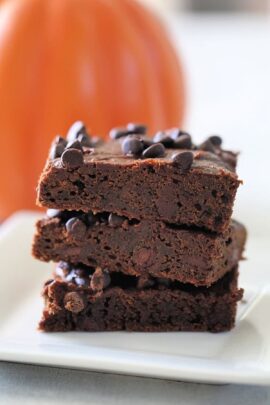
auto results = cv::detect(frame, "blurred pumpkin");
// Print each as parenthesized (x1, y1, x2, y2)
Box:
(0, 0, 185, 218)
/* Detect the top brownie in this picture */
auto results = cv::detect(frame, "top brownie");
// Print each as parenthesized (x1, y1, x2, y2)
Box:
(37, 122, 241, 232)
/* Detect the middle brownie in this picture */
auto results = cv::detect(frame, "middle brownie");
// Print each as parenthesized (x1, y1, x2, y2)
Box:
(33, 210, 246, 287)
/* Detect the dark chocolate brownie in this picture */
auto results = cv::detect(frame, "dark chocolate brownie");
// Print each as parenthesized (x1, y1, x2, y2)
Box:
(37, 123, 241, 232)
(40, 264, 243, 333)
(33, 211, 246, 286)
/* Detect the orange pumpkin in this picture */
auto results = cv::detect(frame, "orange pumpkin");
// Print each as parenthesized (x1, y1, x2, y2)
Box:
(0, 0, 185, 218)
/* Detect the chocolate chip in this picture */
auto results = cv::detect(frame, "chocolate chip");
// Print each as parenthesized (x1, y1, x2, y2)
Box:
(56, 135, 67, 145)
(220, 151, 237, 170)
(109, 127, 129, 140)
(142, 143, 165, 158)
(60, 261, 71, 271)
(65, 217, 87, 239)
(122, 136, 144, 156)
(199, 139, 216, 153)
(65, 269, 76, 283)
(168, 128, 190, 140)
(108, 213, 126, 227)
(126, 123, 147, 134)
(153, 131, 174, 147)
(90, 267, 111, 291)
(66, 268, 89, 287)
(52, 135, 68, 154)
(66, 140, 83, 151)
(49, 143, 66, 160)
(137, 275, 155, 289)
(77, 133, 92, 147)
(55, 263, 69, 278)
(66, 121, 87, 142)
(142, 138, 154, 148)
(209, 135, 222, 147)
(172, 151, 194, 171)
(46, 209, 62, 218)
(174, 134, 192, 149)
(61, 148, 84, 169)
(64, 292, 85, 313)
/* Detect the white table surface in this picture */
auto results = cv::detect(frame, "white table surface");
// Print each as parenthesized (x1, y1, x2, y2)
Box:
(1, 13, 270, 403)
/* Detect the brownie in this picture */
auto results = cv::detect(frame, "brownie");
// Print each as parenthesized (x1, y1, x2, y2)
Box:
(40, 264, 243, 333)
(37, 124, 241, 232)
(33, 211, 246, 286)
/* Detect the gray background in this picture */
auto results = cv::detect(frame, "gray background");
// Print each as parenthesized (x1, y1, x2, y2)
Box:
(1, 362, 269, 405)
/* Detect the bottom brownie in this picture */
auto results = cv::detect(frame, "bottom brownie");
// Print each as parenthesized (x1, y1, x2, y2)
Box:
(39, 263, 243, 333)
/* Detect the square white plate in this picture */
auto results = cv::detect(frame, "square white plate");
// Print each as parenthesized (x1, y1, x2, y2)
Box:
(0, 211, 269, 385)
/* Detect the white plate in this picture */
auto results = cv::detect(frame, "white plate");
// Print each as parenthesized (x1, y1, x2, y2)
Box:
(0, 212, 269, 385)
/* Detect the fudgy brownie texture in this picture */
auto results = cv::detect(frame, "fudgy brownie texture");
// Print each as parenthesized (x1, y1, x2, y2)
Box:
(37, 123, 241, 232)
(40, 264, 243, 333)
(33, 211, 246, 286)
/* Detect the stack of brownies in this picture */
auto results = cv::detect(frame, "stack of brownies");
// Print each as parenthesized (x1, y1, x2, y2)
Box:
(33, 121, 246, 332)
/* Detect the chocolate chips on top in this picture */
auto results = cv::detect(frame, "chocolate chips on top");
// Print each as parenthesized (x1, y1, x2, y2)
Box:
(122, 136, 144, 156)
(66, 139, 83, 151)
(153, 131, 174, 147)
(172, 151, 194, 171)
(119, 125, 195, 162)
(142, 143, 165, 158)
(49, 121, 101, 169)
(48, 120, 229, 173)
(66, 121, 87, 142)
(173, 134, 192, 149)
(126, 122, 147, 134)
(110, 127, 129, 140)
(121, 134, 165, 159)
(209, 135, 222, 147)
(169, 128, 190, 140)
(115, 125, 228, 171)
(77, 133, 92, 147)
(49, 136, 67, 159)
(61, 148, 84, 169)
(110, 122, 148, 140)
(152, 128, 192, 150)
(198, 139, 216, 154)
